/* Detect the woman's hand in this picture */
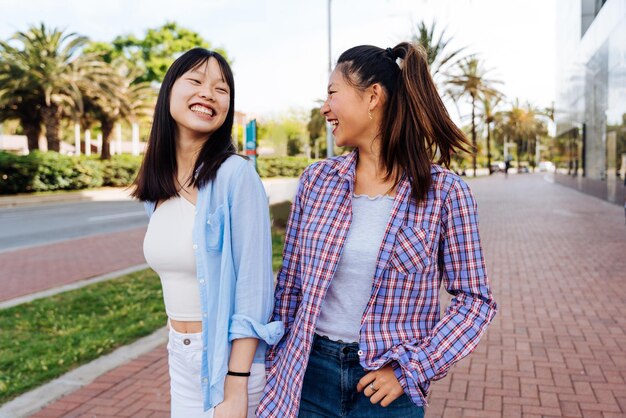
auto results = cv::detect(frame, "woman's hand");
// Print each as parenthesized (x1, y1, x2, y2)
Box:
(356, 364, 405, 407)
(216, 338, 257, 417)
(213, 375, 248, 418)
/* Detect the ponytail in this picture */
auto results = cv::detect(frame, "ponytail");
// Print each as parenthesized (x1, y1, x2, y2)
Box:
(337, 42, 471, 203)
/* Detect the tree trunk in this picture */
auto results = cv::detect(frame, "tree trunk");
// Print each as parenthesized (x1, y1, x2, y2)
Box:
(471, 94, 477, 176)
(100, 118, 114, 160)
(529, 137, 535, 171)
(22, 119, 42, 152)
(41, 104, 61, 152)
(486, 121, 492, 174)
(516, 138, 521, 172)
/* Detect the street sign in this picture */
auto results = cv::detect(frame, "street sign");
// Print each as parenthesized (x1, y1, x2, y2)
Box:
(244, 119, 257, 169)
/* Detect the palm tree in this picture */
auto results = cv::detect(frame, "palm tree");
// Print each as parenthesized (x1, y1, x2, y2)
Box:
(98, 74, 154, 160)
(501, 100, 547, 170)
(447, 56, 502, 175)
(76, 61, 154, 159)
(411, 20, 466, 81)
(0, 41, 44, 151)
(0, 89, 44, 151)
(0, 24, 101, 152)
(480, 94, 503, 174)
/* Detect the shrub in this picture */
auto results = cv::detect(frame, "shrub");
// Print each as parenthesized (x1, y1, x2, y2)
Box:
(0, 151, 36, 194)
(0, 151, 141, 194)
(71, 157, 105, 190)
(257, 156, 313, 178)
(0, 152, 311, 195)
(29, 151, 76, 192)
(102, 155, 142, 187)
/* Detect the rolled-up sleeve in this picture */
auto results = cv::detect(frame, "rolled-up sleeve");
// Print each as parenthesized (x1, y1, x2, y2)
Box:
(228, 160, 284, 344)
(389, 178, 497, 401)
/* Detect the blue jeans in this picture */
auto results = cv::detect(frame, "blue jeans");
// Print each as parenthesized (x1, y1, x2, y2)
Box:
(299, 334, 425, 418)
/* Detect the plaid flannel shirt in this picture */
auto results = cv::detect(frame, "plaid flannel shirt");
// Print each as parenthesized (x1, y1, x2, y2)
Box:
(257, 150, 497, 417)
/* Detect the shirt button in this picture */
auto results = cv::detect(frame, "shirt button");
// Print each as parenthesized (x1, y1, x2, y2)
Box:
(203, 378, 208, 383)
(183, 338, 191, 345)
(357, 350, 364, 356)
(199, 279, 204, 284)
(192, 244, 198, 250)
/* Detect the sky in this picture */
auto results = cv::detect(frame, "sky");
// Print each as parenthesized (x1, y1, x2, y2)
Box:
(0, 0, 557, 119)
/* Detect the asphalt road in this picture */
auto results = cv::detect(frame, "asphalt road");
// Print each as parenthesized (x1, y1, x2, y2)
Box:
(0, 177, 299, 253)
(0, 200, 148, 252)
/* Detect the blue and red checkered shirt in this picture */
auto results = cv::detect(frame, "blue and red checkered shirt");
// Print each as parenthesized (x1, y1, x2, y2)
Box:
(258, 150, 497, 417)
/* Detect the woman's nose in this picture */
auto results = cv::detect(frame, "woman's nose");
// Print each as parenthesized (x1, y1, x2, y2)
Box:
(320, 99, 330, 116)
(199, 89, 214, 101)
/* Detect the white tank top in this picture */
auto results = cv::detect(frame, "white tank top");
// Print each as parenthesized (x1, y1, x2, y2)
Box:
(143, 196, 202, 321)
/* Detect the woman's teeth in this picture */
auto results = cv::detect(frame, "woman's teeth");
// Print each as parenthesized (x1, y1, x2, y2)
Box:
(191, 105, 214, 116)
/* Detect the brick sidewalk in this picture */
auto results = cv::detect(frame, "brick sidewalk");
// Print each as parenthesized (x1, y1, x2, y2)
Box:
(0, 227, 147, 302)
(28, 174, 626, 417)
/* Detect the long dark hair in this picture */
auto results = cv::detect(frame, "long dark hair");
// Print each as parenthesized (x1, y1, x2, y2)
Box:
(336, 42, 470, 202)
(132, 48, 237, 202)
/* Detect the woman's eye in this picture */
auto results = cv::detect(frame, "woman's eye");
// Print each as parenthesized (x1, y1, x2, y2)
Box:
(217, 87, 229, 93)
(189, 78, 201, 84)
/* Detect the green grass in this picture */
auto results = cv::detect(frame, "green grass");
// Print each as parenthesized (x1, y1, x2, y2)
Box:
(0, 228, 288, 404)
(0, 269, 166, 404)
(272, 226, 286, 272)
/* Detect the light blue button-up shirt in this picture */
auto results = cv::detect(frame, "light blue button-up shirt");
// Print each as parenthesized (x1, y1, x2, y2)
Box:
(144, 155, 284, 410)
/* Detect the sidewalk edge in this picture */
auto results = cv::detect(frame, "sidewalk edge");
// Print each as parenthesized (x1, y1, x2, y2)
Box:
(0, 326, 168, 418)
(0, 264, 149, 309)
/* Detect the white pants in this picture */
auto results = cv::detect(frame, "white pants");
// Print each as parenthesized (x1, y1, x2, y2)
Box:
(167, 326, 265, 418)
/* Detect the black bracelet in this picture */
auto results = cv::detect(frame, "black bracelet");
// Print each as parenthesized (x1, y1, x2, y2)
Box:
(227, 370, 251, 377)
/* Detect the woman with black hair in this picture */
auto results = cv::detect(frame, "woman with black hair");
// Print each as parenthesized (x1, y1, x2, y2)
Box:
(133, 48, 283, 418)
(258, 43, 497, 417)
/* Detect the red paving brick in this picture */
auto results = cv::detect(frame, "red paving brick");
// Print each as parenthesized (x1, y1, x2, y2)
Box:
(0, 227, 147, 302)
(427, 175, 626, 417)
(27, 175, 626, 417)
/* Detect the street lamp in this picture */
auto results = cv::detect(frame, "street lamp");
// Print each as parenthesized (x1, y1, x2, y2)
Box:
(326, 0, 334, 158)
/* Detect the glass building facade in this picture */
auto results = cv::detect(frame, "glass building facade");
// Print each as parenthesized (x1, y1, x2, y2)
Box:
(555, 0, 625, 204)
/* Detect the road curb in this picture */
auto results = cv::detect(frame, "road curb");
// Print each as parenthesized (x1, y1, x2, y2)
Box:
(0, 187, 134, 208)
(0, 264, 149, 309)
(0, 178, 300, 209)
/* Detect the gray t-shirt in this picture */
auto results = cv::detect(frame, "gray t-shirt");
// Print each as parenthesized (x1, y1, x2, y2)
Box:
(315, 193, 394, 343)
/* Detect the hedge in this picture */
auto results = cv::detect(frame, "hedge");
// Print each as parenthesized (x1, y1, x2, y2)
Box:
(0, 152, 313, 195)
(0, 152, 141, 194)
(256, 156, 314, 178)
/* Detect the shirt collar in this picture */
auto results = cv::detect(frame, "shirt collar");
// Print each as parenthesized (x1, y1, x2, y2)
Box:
(333, 148, 442, 184)
(334, 149, 359, 180)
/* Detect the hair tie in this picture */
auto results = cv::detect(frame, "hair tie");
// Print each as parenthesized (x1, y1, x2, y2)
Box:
(385, 47, 395, 60)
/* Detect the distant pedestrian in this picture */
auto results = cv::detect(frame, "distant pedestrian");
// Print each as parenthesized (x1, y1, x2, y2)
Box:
(504, 155, 512, 178)
(258, 42, 497, 417)
(132, 48, 283, 418)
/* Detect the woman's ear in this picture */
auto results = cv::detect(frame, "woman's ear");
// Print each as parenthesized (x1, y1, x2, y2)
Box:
(368, 83, 384, 112)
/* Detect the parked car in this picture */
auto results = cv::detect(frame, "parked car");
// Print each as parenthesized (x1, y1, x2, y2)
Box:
(538, 161, 555, 172)
(490, 161, 506, 173)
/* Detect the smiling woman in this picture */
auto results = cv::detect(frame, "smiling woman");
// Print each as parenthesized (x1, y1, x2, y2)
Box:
(131, 48, 283, 418)
(169, 59, 231, 143)
(258, 43, 497, 418)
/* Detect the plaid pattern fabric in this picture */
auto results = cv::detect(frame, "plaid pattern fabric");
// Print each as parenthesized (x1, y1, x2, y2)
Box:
(257, 151, 497, 417)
